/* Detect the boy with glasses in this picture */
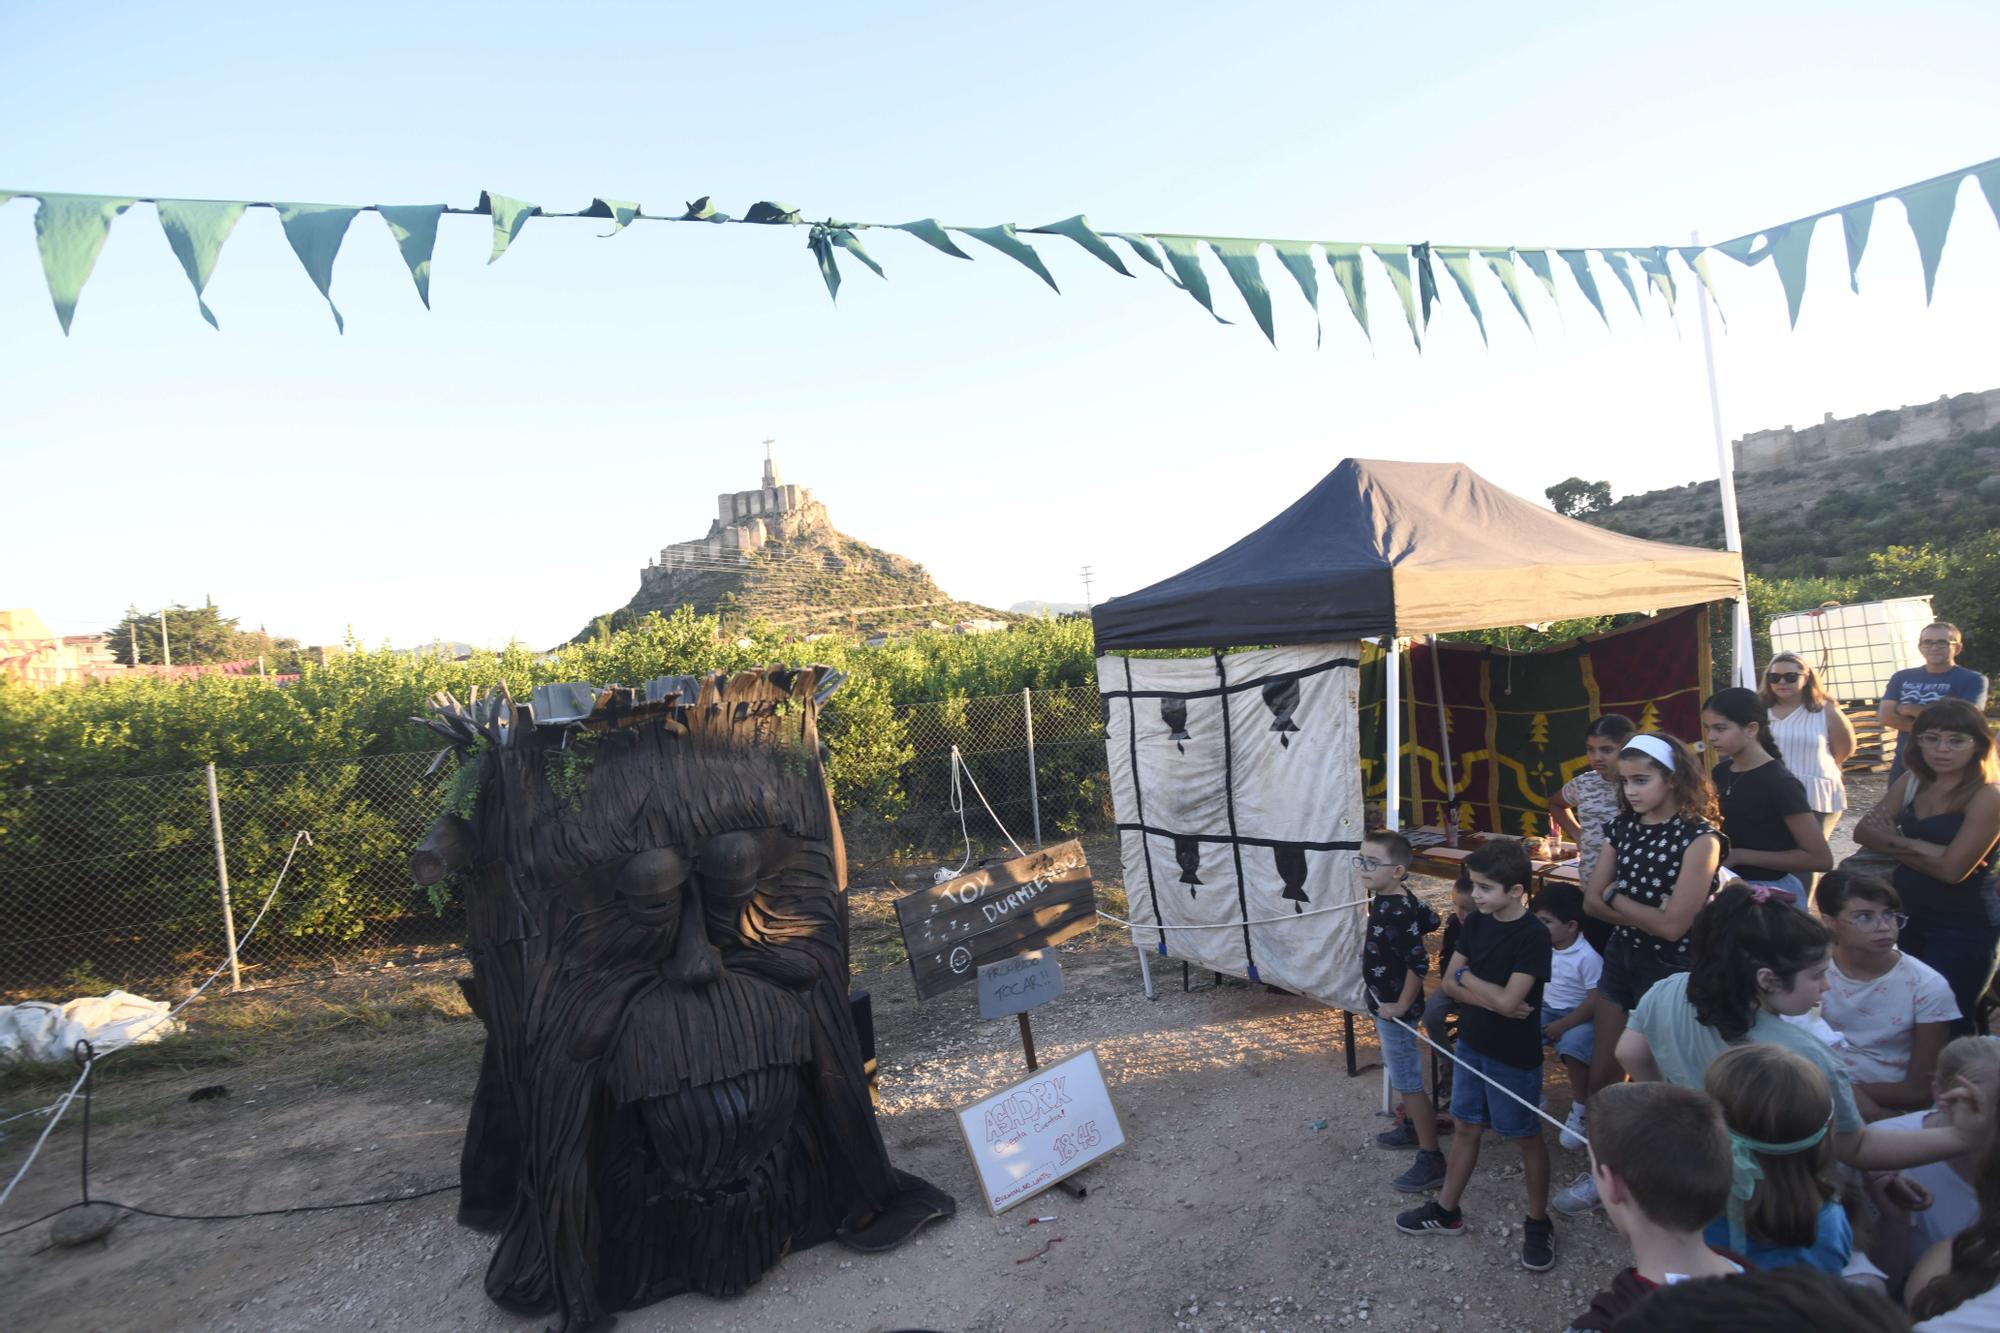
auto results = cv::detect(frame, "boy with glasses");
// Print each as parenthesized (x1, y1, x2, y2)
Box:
(1879, 623, 1988, 777)
(1815, 869, 1959, 1120)
(1358, 830, 1449, 1191)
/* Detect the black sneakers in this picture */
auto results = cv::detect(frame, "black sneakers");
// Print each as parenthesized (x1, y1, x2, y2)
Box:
(1521, 1215, 1555, 1271)
(1394, 1199, 1464, 1236)
(1392, 1149, 1448, 1193)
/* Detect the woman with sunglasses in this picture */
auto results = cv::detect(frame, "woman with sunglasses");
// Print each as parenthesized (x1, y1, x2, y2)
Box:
(1854, 699, 2000, 1036)
(1763, 653, 1856, 894)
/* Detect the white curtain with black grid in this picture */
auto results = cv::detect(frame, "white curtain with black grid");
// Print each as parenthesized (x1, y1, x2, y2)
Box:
(1097, 644, 1368, 1011)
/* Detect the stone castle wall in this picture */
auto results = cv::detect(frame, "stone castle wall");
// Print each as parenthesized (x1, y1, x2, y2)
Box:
(1734, 388, 2000, 475)
(642, 472, 829, 584)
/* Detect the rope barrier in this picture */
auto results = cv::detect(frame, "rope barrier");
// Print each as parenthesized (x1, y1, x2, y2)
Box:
(1384, 1011, 1585, 1146)
(0, 831, 312, 1215)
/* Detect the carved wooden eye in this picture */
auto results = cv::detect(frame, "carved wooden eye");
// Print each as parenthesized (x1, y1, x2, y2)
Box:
(696, 831, 763, 902)
(618, 847, 689, 928)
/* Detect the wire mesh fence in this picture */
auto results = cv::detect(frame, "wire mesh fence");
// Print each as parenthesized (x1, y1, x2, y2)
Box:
(0, 684, 1113, 998)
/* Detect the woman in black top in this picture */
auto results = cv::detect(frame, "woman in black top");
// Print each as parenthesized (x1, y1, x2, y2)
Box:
(1702, 688, 1833, 901)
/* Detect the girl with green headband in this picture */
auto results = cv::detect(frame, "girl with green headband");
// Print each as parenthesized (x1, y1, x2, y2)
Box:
(1702, 1043, 1847, 1273)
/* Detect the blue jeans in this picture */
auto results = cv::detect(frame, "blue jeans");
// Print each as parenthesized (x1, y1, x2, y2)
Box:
(1542, 1005, 1595, 1064)
(1740, 872, 1808, 910)
(1448, 1041, 1544, 1139)
(1372, 1011, 1426, 1095)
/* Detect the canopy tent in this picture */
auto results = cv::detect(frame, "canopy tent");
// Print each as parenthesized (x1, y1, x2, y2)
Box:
(1090, 457, 1746, 649)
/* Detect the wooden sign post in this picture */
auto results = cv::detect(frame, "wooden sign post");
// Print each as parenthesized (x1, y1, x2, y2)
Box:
(953, 1048, 1125, 1214)
(977, 949, 1065, 1071)
(893, 841, 1096, 1002)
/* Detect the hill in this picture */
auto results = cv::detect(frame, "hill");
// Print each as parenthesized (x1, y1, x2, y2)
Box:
(1588, 424, 2000, 578)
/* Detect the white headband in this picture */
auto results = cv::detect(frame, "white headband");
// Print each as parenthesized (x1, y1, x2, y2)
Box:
(1623, 734, 1678, 772)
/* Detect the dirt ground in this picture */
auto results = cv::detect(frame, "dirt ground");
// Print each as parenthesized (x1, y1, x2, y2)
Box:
(0, 788, 1880, 1333)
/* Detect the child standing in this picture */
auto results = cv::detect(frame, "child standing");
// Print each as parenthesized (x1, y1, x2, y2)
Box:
(1420, 870, 1477, 1108)
(1562, 1082, 1742, 1331)
(1702, 1043, 1852, 1274)
(1703, 687, 1834, 899)
(1396, 839, 1557, 1271)
(1816, 869, 1959, 1120)
(1535, 882, 1603, 1150)
(1559, 732, 1724, 1216)
(1359, 830, 1448, 1192)
(1549, 714, 1635, 952)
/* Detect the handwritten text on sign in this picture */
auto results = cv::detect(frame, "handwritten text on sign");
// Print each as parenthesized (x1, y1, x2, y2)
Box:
(894, 841, 1096, 1001)
(977, 950, 1065, 1019)
(953, 1047, 1125, 1213)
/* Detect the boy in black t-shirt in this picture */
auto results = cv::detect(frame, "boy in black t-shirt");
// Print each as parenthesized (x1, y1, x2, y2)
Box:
(1396, 839, 1557, 1272)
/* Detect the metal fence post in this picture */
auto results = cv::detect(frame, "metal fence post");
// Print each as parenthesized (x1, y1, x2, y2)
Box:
(205, 762, 242, 991)
(1023, 687, 1042, 849)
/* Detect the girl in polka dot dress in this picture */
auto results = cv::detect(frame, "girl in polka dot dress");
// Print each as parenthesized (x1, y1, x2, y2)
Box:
(1555, 732, 1724, 1216)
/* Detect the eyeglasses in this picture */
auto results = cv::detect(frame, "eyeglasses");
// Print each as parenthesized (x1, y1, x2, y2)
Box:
(1766, 671, 1801, 684)
(1917, 732, 1977, 750)
(1355, 854, 1385, 871)
(1919, 639, 1958, 649)
(1841, 909, 1909, 930)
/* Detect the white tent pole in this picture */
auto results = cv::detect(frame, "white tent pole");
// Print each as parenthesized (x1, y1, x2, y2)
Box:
(1694, 228, 1756, 689)
(1385, 635, 1403, 831)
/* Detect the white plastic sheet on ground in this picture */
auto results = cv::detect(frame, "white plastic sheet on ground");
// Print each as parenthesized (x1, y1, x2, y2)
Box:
(0, 990, 182, 1064)
(1098, 644, 1368, 1011)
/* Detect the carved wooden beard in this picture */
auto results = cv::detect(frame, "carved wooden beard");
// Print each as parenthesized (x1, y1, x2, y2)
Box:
(414, 670, 951, 1333)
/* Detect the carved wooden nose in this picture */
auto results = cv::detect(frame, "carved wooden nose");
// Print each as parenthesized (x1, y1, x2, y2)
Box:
(663, 873, 724, 985)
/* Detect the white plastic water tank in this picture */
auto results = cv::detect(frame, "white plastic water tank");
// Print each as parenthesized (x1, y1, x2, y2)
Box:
(1767, 596, 1937, 701)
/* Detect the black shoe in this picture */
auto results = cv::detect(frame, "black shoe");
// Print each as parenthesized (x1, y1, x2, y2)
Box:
(1392, 1149, 1448, 1193)
(1395, 1199, 1464, 1236)
(1521, 1214, 1555, 1271)
(1376, 1119, 1420, 1150)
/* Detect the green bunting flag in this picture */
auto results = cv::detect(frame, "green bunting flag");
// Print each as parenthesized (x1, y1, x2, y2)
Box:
(1030, 215, 1131, 277)
(156, 199, 245, 329)
(478, 191, 540, 264)
(1556, 250, 1608, 326)
(1322, 244, 1371, 344)
(1434, 248, 1489, 345)
(33, 194, 135, 334)
(3, 153, 1996, 343)
(1897, 175, 1960, 305)
(1371, 246, 1423, 349)
(1209, 239, 1275, 344)
(378, 205, 444, 308)
(1841, 202, 1873, 294)
(277, 204, 360, 332)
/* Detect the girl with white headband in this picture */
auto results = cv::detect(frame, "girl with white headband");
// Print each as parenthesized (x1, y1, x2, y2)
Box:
(1555, 731, 1723, 1217)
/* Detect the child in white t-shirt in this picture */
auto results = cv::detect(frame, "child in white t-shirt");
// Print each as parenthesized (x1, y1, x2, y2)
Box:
(1815, 870, 1960, 1121)
(1535, 881, 1604, 1150)
(1863, 1035, 2000, 1290)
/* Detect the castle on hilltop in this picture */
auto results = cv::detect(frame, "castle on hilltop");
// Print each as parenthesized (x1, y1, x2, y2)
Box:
(641, 443, 832, 587)
(1733, 388, 2000, 475)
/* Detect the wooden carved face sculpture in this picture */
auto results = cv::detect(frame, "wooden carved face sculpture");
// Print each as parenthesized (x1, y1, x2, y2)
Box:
(413, 669, 951, 1333)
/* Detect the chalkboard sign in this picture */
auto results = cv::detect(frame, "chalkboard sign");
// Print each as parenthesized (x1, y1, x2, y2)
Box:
(977, 950, 1065, 1019)
(954, 1047, 1125, 1214)
(894, 841, 1096, 1001)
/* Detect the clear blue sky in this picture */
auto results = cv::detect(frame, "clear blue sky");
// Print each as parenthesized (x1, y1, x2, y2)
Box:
(4, 1, 1998, 649)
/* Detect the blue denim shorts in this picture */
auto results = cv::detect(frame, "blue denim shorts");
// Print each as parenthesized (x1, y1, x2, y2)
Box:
(1372, 1011, 1426, 1095)
(1449, 1040, 1544, 1139)
(1740, 873, 1808, 910)
(1541, 1005, 1595, 1064)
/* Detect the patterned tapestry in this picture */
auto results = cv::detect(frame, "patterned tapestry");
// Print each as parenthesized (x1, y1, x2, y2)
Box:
(1358, 607, 1712, 836)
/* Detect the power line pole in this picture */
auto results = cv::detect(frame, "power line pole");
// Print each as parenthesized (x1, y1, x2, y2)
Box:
(159, 608, 172, 668)
(1080, 566, 1096, 608)
(129, 618, 140, 667)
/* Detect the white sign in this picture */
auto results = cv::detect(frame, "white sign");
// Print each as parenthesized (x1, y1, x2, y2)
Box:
(953, 1047, 1124, 1214)
(977, 950, 1065, 1019)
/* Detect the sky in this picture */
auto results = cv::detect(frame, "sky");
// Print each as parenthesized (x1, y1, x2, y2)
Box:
(3, 2, 1998, 651)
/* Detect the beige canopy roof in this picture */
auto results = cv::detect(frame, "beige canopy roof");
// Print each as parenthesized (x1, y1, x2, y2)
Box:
(1092, 458, 1745, 649)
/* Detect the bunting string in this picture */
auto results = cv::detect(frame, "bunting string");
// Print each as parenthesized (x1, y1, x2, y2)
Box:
(2, 153, 1996, 339)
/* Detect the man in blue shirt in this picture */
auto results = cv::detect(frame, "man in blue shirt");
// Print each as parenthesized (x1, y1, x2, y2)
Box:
(1879, 621, 1989, 774)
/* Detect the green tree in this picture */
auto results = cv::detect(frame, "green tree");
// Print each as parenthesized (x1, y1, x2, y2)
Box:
(1546, 477, 1612, 519)
(106, 600, 297, 666)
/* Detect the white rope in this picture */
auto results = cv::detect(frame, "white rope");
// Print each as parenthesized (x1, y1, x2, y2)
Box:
(1384, 1012, 1584, 1145)
(0, 830, 312, 1215)
(951, 745, 1027, 859)
(944, 753, 974, 879)
(1095, 894, 1370, 930)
